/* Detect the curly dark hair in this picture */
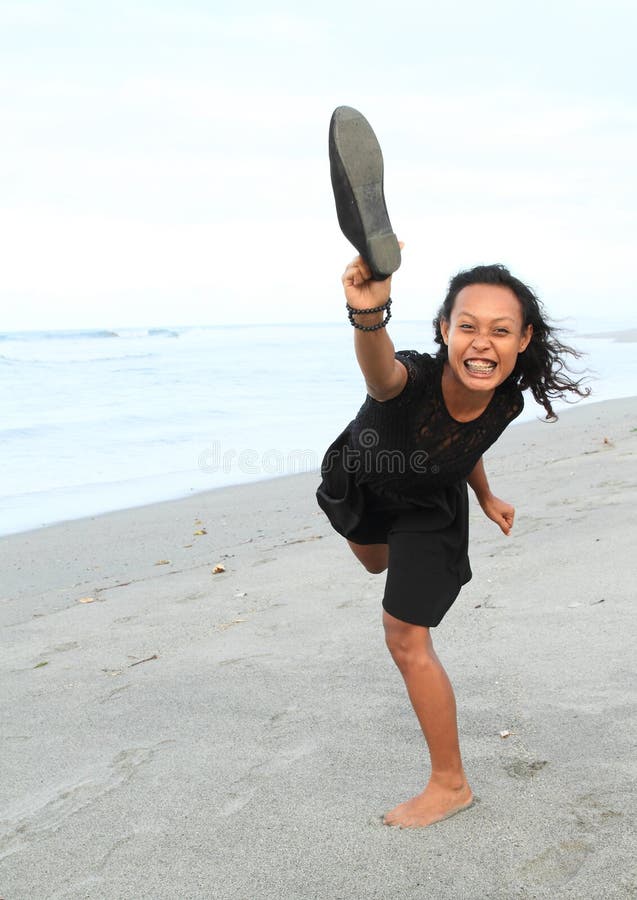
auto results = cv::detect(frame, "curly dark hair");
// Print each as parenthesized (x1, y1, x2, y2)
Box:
(432, 263, 591, 421)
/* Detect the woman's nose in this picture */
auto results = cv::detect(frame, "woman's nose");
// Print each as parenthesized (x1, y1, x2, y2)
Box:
(471, 332, 492, 350)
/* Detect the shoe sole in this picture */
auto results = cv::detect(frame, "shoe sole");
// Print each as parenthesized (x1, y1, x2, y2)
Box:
(330, 106, 401, 280)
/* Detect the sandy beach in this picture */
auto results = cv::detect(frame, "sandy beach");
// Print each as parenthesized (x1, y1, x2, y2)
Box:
(1, 395, 636, 899)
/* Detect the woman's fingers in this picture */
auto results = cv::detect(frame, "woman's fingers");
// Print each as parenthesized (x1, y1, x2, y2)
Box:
(501, 508, 514, 535)
(342, 243, 404, 288)
(497, 514, 510, 535)
(349, 254, 372, 281)
(342, 255, 372, 286)
(341, 253, 393, 308)
(484, 497, 514, 535)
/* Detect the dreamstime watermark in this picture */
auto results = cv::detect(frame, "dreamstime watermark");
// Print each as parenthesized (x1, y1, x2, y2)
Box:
(198, 428, 439, 477)
(321, 427, 437, 475)
(198, 443, 318, 476)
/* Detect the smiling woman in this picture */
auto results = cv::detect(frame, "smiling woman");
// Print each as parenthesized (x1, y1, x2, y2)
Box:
(433, 264, 590, 421)
(316, 253, 591, 830)
(315, 106, 599, 829)
(315, 106, 595, 830)
(438, 283, 533, 421)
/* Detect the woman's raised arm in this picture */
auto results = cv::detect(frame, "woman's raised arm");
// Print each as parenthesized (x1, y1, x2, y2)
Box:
(342, 252, 407, 402)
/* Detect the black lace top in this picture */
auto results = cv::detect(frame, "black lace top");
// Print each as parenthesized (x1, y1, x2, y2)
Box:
(321, 350, 524, 506)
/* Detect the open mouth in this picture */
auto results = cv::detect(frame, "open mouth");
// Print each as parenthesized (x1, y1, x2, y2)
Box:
(464, 358, 497, 375)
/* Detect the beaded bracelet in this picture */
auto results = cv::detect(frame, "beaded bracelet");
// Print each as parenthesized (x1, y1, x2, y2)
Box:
(346, 297, 392, 331)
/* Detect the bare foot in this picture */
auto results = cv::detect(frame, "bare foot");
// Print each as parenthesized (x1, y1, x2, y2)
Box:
(383, 778, 474, 828)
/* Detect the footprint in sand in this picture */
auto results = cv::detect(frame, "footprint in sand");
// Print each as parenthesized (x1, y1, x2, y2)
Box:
(568, 792, 622, 832)
(503, 758, 548, 779)
(517, 839, 592, 884)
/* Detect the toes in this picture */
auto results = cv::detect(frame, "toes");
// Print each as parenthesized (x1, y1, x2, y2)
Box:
(383, 808, 415, 828)
(382, 801, 407, 826)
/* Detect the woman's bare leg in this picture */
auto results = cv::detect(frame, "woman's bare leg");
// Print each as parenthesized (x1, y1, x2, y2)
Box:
(346, 539, 388, 574)
(382, 609, 474, 827)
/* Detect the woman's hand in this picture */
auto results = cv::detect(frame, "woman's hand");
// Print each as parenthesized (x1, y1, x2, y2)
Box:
(479, 494, 515, 536)
(342, 242, 404, 310)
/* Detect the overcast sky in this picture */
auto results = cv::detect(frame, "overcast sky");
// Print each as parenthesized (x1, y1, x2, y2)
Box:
(1, 0, 636, 330)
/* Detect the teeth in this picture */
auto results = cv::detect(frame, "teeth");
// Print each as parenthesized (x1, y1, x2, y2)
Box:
(465, 360, 495, 373)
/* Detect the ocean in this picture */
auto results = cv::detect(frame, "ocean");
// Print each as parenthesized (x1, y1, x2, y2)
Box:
(1, 317, 636, 537)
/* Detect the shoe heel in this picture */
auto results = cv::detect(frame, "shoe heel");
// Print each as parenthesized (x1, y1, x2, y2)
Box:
(367, 232, 401, 281)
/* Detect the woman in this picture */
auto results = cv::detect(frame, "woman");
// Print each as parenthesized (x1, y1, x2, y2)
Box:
(317, 107, 589, 828)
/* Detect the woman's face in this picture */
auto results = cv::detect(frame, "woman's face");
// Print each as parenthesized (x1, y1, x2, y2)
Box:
(440, 283, 533, 391)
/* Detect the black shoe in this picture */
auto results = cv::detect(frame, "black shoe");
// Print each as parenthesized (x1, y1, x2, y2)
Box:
(329, 105, 401, 281)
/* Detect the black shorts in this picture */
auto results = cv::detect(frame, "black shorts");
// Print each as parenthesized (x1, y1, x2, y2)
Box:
(316, 476, 472, 628)
(380, 505, 472, 627)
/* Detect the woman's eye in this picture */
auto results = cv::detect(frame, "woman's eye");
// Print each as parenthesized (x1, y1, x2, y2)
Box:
(459, 324, 473, 330)
(494, 329, 510, 335)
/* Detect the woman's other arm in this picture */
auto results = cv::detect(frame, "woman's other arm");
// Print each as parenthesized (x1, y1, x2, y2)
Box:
(467, 457, 515, 536)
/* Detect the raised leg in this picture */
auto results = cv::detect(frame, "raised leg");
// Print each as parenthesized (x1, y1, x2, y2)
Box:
(346, 539, 388, 574)
(382, 609, 474, 827)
